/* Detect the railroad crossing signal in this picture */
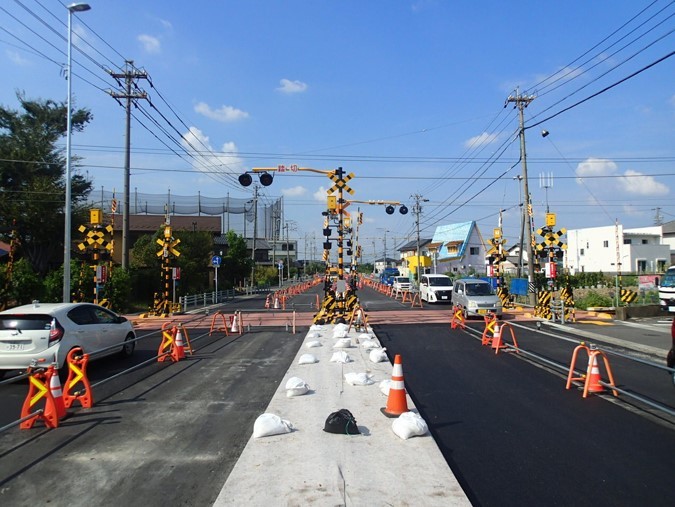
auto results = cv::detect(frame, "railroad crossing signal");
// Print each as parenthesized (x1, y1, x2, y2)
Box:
(486, 237, 507, 256)
(156, 225, 181, 257)
(77, 224, 113, 253)
(536, 227, 568, 252)
(328, 170, 355, 195)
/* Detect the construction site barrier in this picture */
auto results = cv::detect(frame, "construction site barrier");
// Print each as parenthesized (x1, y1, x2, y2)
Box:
(20, 365, 59, 430)
(566, 344, 618, 398)
(238, 310, 297, 334)
(450, 305, 465, 330)
(63, 347, 93, 409)
(491, 322, 519, 355)
(347, 305, 370, 334)
(481, 313, 499, 346)
(209, 312, 232, 337)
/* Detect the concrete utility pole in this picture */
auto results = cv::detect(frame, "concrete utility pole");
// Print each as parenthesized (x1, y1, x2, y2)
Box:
(108, 60, 148, 269)
(411, 194, 429, 283)
(506, 90, 536, 305)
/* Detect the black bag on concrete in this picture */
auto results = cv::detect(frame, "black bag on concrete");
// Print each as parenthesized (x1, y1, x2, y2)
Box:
(323, 409, 360, 435)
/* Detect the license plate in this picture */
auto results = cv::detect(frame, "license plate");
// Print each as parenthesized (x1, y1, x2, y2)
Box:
(441, 296, 448, 300)
(669, 306, 675, 312)
(2, 343, 26, 351)
(477, 309, 487, 315)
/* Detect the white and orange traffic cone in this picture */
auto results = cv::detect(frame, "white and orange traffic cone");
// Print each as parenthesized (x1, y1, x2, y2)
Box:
(381, 354, 410, 418)
(49, 364, 67, 420)
(265, 294, 271, 309)
(586, 354, 604, 393)
(174, 327, 186, 361)
(230, 313, 239, 333)
(274, 295, 280, 309)
(491, 323, 502, 351)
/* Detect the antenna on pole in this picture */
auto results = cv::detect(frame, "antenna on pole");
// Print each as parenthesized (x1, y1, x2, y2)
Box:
(540, 172, 553, 213)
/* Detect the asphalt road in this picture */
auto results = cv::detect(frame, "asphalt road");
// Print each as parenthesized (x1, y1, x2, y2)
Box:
(373, 322, 675, 507)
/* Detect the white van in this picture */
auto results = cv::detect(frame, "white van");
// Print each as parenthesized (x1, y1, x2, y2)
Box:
(419, 274, 453, 303)
(452, 278, 502, 317)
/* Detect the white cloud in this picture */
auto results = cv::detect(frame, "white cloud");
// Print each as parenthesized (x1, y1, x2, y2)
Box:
(276, 78, 308, 94)
(575, 157, 617, 180)
(281, 186, 307, 197)
(181, 127, 245, 175)
(194, 102, 249, 122)
(6, 50, 29, 66)
(313, 186, 329, 201)
(138, 34, 161, 54)
(464, 132, 498, 148)
(159, 19, 173, 30)
(618, 169, 669, 196)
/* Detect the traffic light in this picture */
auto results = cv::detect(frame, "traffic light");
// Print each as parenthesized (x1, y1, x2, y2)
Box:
(259, 172, 273, 186)
(238, 173, 252, 187)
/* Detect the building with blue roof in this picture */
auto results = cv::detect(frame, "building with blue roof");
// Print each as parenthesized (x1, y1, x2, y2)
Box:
(430, 221, 487, 276)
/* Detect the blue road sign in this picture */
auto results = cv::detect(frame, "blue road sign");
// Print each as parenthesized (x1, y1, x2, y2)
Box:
(212, 255, 221, 267)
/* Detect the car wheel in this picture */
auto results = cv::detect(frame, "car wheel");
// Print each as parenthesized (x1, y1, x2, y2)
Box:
(119, 333, 136, 358)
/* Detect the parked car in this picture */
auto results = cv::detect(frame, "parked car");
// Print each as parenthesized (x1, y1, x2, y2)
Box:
(392, 276, 411, 292)
(0, 302, 136, 378)
(452, 278, 502, 318)
(419, 274, 453, 303)
(380, 267, 400, 286)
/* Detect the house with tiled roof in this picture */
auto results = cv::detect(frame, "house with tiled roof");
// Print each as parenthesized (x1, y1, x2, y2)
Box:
(431, 221, 486, 276)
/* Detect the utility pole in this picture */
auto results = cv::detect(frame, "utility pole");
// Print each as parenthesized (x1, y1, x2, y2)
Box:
(411, 194, 429, 283)
(506, 90, 536, 305)
(251, 185, 259, 287)
(108, 60, 148, 269)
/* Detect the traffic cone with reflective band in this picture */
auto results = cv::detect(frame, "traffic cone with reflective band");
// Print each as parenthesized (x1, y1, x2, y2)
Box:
(491, 323, 502, 351)
(274, 295, 280, 309)
(381, 354, 410, 418)
(173, 326, 186, 361)
(265, 294, 271, 309)
(230, 313, 239, 333)
(586, 354, 604, 393)
(49, 365, 67, 420)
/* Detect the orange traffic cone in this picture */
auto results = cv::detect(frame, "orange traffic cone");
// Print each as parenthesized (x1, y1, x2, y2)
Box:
(274, 295, 280, 309)
(230, 313, 239, 333)
(49, 365, 67, 420)
(174, 327, 186, 361)
(586, 354, 604, 393)
(381, 354, 410, 418)
(265, 294, 271, 309)
(491, 323, 502, 350)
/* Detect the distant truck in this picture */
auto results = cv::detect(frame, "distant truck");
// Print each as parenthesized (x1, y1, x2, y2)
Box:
(379, 267, 400, 286)
(658, 265, 675, 313)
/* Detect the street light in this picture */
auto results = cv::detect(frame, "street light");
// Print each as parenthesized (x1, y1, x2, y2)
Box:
(63, 2, 91, 303)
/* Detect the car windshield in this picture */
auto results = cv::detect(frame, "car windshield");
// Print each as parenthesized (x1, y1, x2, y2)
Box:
(395, 277, 409, 284)
(661, 269, 675, 288)
(465, 283, 494, 296)
(428, 277, 451, 287)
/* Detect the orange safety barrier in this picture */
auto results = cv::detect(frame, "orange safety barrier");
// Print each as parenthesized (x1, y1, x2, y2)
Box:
(491, 322, 519, 355)
(481, 313, 499, 346)
(63, 347, 93, 409)
(409, 291, 423, 308)
(177, 324, 194, 355)
(566, 344, 618, 398)
(20, 365, 59, 430)
(381, 354, 410, 418)
(450, 305, 465, 330)
(157, 324, 180, 362)
(347, 305, 370, 333)
(237, 310, 296, 334)
(209, 311, 231, 337)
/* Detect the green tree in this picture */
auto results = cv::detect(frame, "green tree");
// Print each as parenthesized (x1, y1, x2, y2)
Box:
(0, 93, 93, 275)
(0, 258, 42, 307)
(221, 230, 252, 287)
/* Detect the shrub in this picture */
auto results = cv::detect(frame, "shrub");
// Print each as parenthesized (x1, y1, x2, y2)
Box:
(575, 290, 613, 309)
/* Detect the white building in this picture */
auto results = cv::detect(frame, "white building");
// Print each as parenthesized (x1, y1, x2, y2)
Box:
(567, 224, 670, 274)
(431, 221, 486, 276)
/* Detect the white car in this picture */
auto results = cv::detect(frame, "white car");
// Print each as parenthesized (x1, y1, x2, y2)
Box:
(419, 274, 453, 303)
(0, 302, 136, 378)
(392, 276, 411, 292)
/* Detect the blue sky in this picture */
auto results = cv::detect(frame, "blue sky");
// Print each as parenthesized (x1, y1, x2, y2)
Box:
(2, 0, 674, 262)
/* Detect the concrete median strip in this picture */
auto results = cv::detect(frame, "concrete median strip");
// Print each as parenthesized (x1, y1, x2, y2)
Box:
(213, 324, 471, 506)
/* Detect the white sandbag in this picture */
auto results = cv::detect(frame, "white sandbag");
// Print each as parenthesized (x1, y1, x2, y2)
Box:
(285, 376, 309, 397)
(330, 351, 352, 363)
(344, 372, 374, 386)
(361, 339, 380, 350)
(391, 412, 428, 440)
(333, 338, 352, 348)
(298, 353, 319, 364)
(253, 413, 294, 438)
(358, 333, 373, 341)
(379, 379, 392, 396)
(332, 323, 349, 338)
(307, 332, 321, 339)
(369, 348, 388, 363)
(305, 340, 322, 348)
(310, 324, 324, 331)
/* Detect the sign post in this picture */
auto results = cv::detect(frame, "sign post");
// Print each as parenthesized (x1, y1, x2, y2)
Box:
(278, 261, 284, 287)
(212, 255, 222, 301)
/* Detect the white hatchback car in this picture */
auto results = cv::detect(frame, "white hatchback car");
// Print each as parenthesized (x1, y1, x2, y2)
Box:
(392, 276, 411, 292)
(0, 302, 136, 378)
(419, 274, 453, 303)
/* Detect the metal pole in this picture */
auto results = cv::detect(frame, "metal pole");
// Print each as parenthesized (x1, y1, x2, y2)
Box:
(63, 3, 91, 302)
(251, 186, 258, 287)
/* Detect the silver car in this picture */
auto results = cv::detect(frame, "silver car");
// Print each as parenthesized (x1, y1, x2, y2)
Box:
(452, 279, 502, 318)
(0, 302, 136, 378)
